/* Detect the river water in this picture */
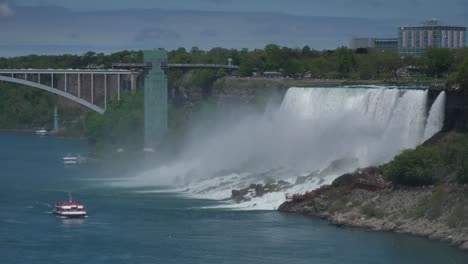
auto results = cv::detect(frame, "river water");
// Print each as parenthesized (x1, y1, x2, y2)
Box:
(1, 132, 467, 263)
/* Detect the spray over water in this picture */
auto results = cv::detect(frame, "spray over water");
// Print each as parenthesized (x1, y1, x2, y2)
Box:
(111, 86, 445, 209)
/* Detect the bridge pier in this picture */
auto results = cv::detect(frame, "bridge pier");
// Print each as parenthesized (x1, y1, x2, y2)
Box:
(91, 73, 94, 104)
(143, 49, 168, 150)
(117, 74, 121, 100)
(53, 105, 59, 131)
(131, 74, 137, 94)
(78, 74, 81, 98)
(104, 74, 107, 110)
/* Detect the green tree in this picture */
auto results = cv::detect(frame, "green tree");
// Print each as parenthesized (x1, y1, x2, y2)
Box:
(426, 48, 455, 78)
(336, 47, 355, 78)
(372, 50, 402, 79)
(264, 44, 282, 70)
(282, 58, 305, 77)
(384, 147, 438, 186)
(85, 91, 144, 154)
(457, 58, 468, 91)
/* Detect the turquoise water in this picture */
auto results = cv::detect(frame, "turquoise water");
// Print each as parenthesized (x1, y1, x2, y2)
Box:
(1, 132, 467, 263)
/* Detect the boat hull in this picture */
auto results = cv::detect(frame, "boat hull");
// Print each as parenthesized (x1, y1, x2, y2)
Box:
(53, 210, 87, 218)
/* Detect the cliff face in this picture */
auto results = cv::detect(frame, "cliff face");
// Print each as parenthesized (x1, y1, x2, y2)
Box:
(443, 91, 468, 132)
(170, 77, 291, 123)
(211, 77, 289, 109)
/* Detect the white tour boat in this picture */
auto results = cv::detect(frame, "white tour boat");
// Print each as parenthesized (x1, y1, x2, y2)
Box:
(53, 193, 87, 218)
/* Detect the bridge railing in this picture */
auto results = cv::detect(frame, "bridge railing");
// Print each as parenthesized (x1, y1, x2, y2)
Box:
(111, 63, 240, 70)
(165, 63, 240, 70)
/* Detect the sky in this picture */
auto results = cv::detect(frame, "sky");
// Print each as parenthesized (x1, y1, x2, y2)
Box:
(1, 0, 467, 56)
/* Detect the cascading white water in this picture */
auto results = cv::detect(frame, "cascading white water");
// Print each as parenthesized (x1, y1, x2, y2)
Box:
(424, 91, 446, 141)
(110, 86, 446, 210)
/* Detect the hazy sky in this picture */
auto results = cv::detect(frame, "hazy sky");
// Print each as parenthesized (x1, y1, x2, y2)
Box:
(1, 0, 467, 56)
(13, 0, 467, 20)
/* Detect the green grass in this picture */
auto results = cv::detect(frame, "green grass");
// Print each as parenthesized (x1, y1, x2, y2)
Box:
(328, 197, 350, 212)
(447, 204, 468, 228)
(407, 189, 448, 219)
(361, 205, 385, 219)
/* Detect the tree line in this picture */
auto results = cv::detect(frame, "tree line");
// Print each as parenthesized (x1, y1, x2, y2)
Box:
(1, 45, 467, 83)
(167, 45, 468, 87)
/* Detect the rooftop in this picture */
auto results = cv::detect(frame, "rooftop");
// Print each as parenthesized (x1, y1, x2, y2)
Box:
(400, 18, 466, 29)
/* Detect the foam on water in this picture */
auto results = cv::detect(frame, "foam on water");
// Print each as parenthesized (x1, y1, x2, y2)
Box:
(109, 86, 446, 210)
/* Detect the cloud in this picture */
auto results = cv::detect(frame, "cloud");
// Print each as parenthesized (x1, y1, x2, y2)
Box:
(0, 1, 15, 17)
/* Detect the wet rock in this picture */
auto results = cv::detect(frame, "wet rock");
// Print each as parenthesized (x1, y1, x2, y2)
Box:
(231, 180, 292, 203)
(459, 241, 468, 251)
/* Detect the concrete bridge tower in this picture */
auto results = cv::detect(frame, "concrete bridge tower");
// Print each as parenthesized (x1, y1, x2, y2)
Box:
(143, 49, 168, 150)
(53, 105, 59, 131)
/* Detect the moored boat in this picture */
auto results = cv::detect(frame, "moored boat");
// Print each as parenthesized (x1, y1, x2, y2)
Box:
(53, 193, 87, 218)
(35, 129, 47, 136)
(63, 154, 87, 165)
(63, 156, 78, 165)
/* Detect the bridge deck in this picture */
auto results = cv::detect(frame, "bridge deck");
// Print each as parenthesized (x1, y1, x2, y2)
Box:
(0, 69, 138, 74)
(166, 63, 240, 70)
(111, 63, 239, 70)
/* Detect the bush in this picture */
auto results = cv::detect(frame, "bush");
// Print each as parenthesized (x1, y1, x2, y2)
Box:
(384, 133, 468, 185)
(328, 197, 349, 212)
(384, 147, 438, 186)
(361, 205, 385, 219)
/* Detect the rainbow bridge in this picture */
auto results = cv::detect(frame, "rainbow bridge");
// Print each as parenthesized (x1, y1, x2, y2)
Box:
(0, 49, 239, 149)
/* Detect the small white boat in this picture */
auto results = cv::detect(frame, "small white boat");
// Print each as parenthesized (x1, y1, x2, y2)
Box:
(63, 154, 87, 165)
(63, 155, 78, 165)
(143, 147, 155, 153)
(35, 129, 47, 136)
(53, 193, 87, 218)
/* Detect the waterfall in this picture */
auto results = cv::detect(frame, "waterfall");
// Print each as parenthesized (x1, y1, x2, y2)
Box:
(110, 86, 446, 210)
(424, 91, 446, 141)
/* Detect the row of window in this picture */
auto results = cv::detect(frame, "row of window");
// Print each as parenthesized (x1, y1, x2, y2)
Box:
(400, 29, 465, 49)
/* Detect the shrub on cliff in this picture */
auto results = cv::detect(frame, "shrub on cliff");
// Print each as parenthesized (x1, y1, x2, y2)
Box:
(384, 133, 468, 186)
(384, 147, 438, 186)
(457, 58, 468, 91)
(361, 205, 385, 219)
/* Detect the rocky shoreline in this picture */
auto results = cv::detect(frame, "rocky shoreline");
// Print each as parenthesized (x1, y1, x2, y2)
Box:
(277, 167, 468, 251)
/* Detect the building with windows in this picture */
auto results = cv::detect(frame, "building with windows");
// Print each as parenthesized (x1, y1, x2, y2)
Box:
(350, 37, 374, 49)
(398, 19, 466, 56)
(350, 37, 398, 53)
(373, 38, 398, 53)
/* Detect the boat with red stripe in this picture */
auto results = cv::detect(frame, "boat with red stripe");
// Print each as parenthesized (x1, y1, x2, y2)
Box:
(53, 193, 87, 218)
